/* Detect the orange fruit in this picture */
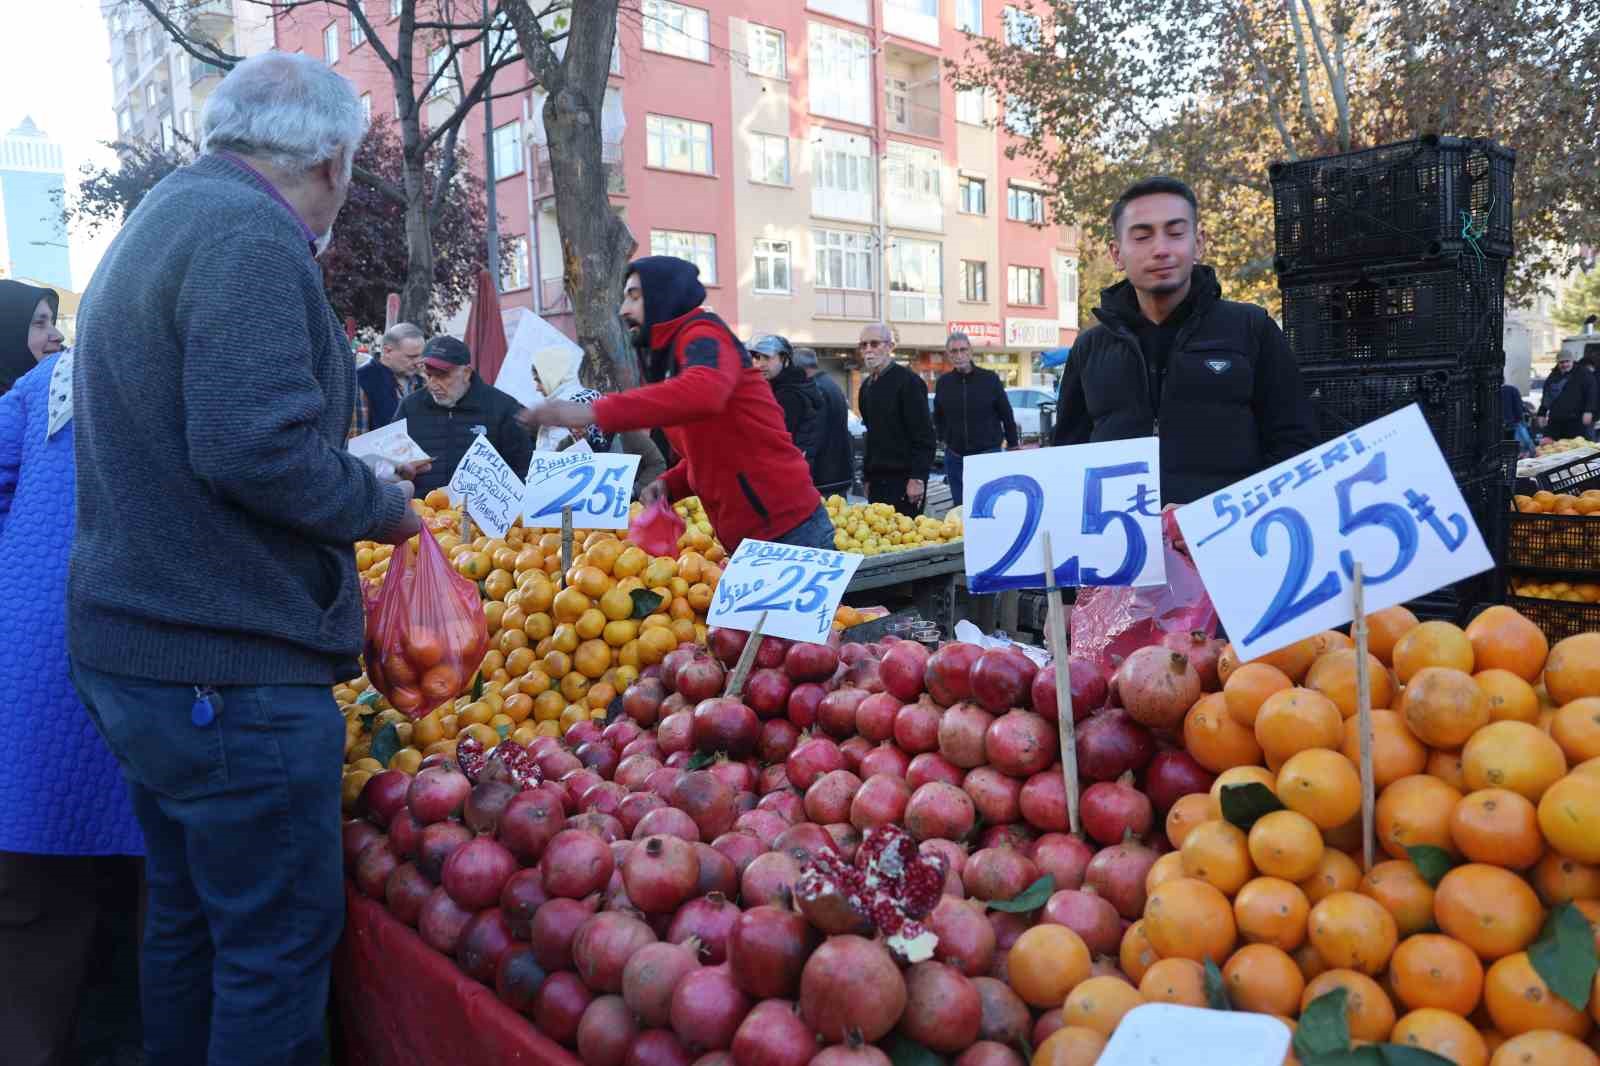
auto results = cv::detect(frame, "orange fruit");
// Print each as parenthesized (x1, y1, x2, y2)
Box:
(1249, 809, 1326, 881)
(1234, 876, 1311, 951)
(1119, 920, 1158, 985)
(1546, 634, 1600, 706)
(1477, 669, 1543, 725)
(1211, 765, 1277, 804)
(1369, 605, 1421, 666)
(1434, 864, 1545, 960)
(1307, 649, 1394, 718)
(1138, 957, 1206, 1007)
(1391, 1008, 1490, 1066)
(1360, 860, 1437, 937)
(1532, 852, 1600, 906)
(1223, 943, 1305, 1015)
(1184, 693, 1264, 772)
(1144, 878, 1237, 964)
(1276, 748, 1363, 830)
(1217, 643, 1241, 685)
(1300, 848, 1364, 904)
(550, 624, 580, 655)
(574, 639, 613, 680)
(1256, 688, 1345, 765)
(1165, 792, 1219, 850)
(551, 586, 591, 624)
(1428, 748, 1469, 792)
(1311, 630, 1356, 656)
(1061, 975, 1143, 1038)
(1484, 951, 1593, 1037)
(1488, 1030, 1600, 1066)
(1552, 699, 1600, 764)
(1394, 621, 1476, 683)
(1008, 924, 1092, 1007)
(1403, 667, 1492, 748)
(1538, 774, 1600, 865)
(1179, 818, 1254, 895)
(1342, 709, 1428, 789)
(1294, 942, 1330, 984)
(1308, 890, 1399, 976)
(1145, 852, 1186, 896)
(1031, 1027, 1107, 1066)
(1389, 933, 1485, 1014)
(1377, 774, 1464, 859)
(1462, 721, 1568, 802)
(1466, 606, 1550, 683)
(1224, 663, 1294, 728)
(1256, 637, 1322, 684)
(1301, 969, 1397, 1042)
(1451, 788, 1545, 869)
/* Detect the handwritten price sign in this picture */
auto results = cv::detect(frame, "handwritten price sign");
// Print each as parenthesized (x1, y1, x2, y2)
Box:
(521, 450, 641, 530)
(1176, 405, 1493, 662)
(962, 440, 1167, 594)
(446, 434, 524, 540)
(706, 540, 865, 644)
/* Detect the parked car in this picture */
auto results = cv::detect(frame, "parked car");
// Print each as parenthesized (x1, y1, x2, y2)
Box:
(1006, 387, 1057, 441)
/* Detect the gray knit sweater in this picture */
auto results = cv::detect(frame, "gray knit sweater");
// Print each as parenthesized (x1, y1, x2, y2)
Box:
(69, 155, 408, 686)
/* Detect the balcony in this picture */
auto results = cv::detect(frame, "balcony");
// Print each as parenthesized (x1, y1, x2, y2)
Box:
(883, 0, 939, 46)
(539, 278, 573, 315)
(884, 46, 940, 139)
(815, 288, 879, 320)
(190, 59, 226, 88)
(890, 291, 943, 323)
(534, 141, 625, 196)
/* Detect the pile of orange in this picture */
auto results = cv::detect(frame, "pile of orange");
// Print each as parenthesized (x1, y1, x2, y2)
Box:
(1513, 489, 1600, 517)
(1028, 606, 1600, 1065)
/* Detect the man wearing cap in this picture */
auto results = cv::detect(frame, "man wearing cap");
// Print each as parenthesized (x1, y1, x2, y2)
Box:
(1538, 351, 1598, 442)
(399, 335, 533, 494)
(750, 334, 825, 477)
(795, 347, 855, 497)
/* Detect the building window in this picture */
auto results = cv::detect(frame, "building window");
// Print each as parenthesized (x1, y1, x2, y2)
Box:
(957, 0, 982, 33)
(1002, 6, 1041, 50)
(814, 228, 874, 291)
(962, 260, 987, 302)
(427, 47, 461, 100)
(489, 10, 522, 60)
(1008, 265, 1045, 306)
(646, 114, 714, 175)
(493, 121, 524, 180)
(811, 128, 874, 221)
(1057, 255, 1080, 329)
(145, 83, 157, 108)
(750, 133, 791, 185)
(1004, 97, 1038, 137)
(955, 87, 990, 126)
(1007, 183, 1046, 223)
(651, 230, 718, 283)
(748, 24, 786, 78)
(116, 109, 130, 135)
(959, 174, 987, 215)
(642, 0, 711, 62)
(884, 142, 943, 230)
(391, 0, 403, 18)
(360, 93, 373, 122)
(350, 9, 366, 48)
(505, 235, 530, 291)
(888, 238, 943, 322)
(754, 239, 792, 294)
(884, 0, 940, 45)
(160, 116, 175, 150)
(808, 22, 871, 126)
(807, 0, 870, 23)
(323, 22, 339, 64)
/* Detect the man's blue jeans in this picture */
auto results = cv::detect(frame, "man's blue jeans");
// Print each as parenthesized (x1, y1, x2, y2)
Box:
(71, 663, 345, 1066)
(775, 503, 838, 550)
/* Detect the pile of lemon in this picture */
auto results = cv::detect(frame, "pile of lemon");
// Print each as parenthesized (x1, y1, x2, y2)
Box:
(825, 496, 962, 556)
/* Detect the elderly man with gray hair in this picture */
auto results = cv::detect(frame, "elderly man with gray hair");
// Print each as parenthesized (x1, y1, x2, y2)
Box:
(352, 321, 427, 436)
(69, 52, 418, 1065)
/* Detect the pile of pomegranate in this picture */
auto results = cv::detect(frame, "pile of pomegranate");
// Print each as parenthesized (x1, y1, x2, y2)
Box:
(344, 623, 1227, 1065)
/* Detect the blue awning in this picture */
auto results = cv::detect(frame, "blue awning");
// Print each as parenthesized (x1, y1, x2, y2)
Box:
(1039, 347, 1071, 368)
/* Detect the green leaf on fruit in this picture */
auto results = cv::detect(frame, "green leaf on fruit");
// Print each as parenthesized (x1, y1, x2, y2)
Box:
(887, 1035, 946, 1066)
(631, 589, 665, 619)
(1529, 901, 1599, 1011)
(1018, 1037, 1033, 1062)
(1203, 958, 1232, 1011)
(686, 750, 716, 771)
(1293, 986, 1350, 1062)
(1404, 845, 1459, 887)
(356, 688, 381, 708)
(1371, 1046, 1455, 1065)
(471, 671, 484, 701)
(369, 722, 401, 769)
(1219, 782, 1284, 829)
(986, 874, 1054, 913)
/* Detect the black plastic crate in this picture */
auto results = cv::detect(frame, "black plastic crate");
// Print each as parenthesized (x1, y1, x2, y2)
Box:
(1271, 136, 1515, 273)
(1504, 594, 1600, 642)
(1515, 450, 1600, 496)
(1281, 255, 1505, 371)
(1507, 512, 1600, 576)
(1402, 448, 1515, 623)
(1303, 364, 1505, 471)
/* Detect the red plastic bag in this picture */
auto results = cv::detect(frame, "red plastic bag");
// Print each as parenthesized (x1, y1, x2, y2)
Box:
(1068, 523, 1218, 676)
(628, 498, 686, 557)
(363, 526, 489, 720)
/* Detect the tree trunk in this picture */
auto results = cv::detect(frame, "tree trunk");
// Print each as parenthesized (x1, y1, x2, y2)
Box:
(399, 153, 436, 327)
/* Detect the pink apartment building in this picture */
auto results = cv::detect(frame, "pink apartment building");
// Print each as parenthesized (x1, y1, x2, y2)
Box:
(272, 0, 1082, 397)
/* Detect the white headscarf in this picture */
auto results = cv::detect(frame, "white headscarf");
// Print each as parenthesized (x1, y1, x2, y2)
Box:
(46, 349, 73, 440)
(533, 345, 584, 400)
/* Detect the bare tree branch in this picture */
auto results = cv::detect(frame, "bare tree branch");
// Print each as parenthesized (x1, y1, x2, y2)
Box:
(1237, 9, 1298, 159)
(1298, 0, 1350, 150)
(1283, 0, 1327, 146)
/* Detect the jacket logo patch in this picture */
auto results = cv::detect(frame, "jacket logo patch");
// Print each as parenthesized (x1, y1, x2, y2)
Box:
(470, 424, 488, 437)
(1205, 359, 1230, 374)
(684, 337, 721, 369)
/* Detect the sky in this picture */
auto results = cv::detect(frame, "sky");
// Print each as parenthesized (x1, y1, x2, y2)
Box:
(0, 0, 120, 291)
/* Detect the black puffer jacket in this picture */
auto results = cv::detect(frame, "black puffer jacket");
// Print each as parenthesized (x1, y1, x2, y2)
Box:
(1052, 265, 1320, 505)
(811, 372, 855, 494)
(769, 364, 825, 470)
(859, 361, 936, 483)
(400, 374, 533, 494)
(934, 366, 1018, 455)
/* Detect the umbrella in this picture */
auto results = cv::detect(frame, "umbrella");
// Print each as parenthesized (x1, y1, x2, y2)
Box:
(1040, 346, 1071, 369)
(464, 268, 508, 384)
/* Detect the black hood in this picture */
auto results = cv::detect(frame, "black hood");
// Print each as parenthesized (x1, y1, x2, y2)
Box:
(1095, 263, 1222, 329)
(0, 280, 57, 392)
(628, 255, 707, 336)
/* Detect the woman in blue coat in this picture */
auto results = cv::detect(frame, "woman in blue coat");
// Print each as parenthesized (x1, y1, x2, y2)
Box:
(0, 280, 144, 1066)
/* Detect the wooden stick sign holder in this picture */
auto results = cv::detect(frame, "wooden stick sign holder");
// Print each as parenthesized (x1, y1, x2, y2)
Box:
(1041, 532, 1083, 837)
(559, 506, 575, 589)
(724, 612, 769, 700)
(1351, 562, 1377, 872)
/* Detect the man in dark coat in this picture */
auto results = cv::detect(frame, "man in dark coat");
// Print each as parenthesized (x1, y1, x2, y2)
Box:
(933, 330, 1018, 505)
(750, 334, 825, 476)
(795, 347, 854, 496)
(1538, 352, 1598, 441)
(1053, 175, 1320, 506)
(350, 321, 424, 436)
(857, 323, 936, 517)
(400, 335, 533, 493)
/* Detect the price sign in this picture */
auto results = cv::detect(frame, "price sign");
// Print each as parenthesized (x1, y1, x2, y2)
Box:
(348, 420, 430, 467)
(446, 434, 525, 540)
(706, 540, 865, 645)
(962, 440, 1166, 594)
(1176, 405, 1493, 662)
(521, 449, 641, 530)
(1099, 1004, 1290, 1066)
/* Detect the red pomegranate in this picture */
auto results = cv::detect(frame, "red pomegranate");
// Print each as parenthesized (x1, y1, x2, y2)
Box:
(798, 935, 906, 1043)
(970, 649, 1037, 713)
(924, 642, 984, 706)
(1115, 646, 1202, 731)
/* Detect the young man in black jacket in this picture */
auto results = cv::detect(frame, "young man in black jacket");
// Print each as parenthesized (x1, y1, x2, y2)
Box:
(1053, 176, 1320, 507)
(400, 336, 534, 494)
(1538, 353, 1598, 441)
(750, 334, 825, 475)
(856, 323, 937, 516)
(934, 330, 1018, 505)
(795, 347, 855, 496)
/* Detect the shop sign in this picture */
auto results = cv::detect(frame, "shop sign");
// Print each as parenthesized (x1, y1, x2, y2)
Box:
(1005, 317, 1059, 348)
(948, 320, 1003, 347)
(707, 540, 865, 644)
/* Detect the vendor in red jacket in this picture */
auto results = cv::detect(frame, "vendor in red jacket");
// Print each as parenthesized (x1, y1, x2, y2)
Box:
(519, 255, 834, 552)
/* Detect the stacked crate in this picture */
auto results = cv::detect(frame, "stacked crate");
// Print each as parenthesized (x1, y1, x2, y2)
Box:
(1270, 135, 1516, 622)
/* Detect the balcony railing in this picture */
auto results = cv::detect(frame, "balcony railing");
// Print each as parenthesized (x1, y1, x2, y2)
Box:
(540, 278, 573, 315)
(534, 141, 625, 196)
(815, 288, 879, 320)
(885, 100, 940, 139)
(190, 60, 227, 87)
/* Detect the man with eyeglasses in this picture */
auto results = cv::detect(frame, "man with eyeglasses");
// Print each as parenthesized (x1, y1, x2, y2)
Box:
(933, 331, 1018, 506)
(856, 323, 936, 517)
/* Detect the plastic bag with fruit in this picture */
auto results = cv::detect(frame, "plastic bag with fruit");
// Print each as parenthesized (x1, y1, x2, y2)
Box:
(363, 525, 489, 720)
(627, 497, 687, 557)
